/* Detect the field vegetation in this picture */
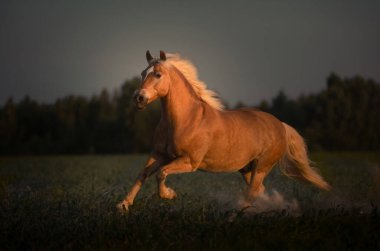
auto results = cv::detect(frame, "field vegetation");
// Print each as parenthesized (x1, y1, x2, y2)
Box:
(1, 152, 379, 250)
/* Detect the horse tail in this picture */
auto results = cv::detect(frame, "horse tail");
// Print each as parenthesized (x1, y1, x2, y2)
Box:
(279, 123, 331, 191)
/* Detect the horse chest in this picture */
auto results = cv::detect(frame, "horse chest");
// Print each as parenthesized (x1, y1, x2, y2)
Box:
(165, 138, 177, 158)
(163, 129, 192, 158)
(157, 113, 205, 160)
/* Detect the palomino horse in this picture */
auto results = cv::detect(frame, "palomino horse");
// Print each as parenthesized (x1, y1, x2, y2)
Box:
(117, 50, 330, 211)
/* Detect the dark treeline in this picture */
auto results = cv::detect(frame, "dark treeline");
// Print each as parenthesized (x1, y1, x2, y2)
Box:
(0, 73, 379, 154)
(256, 74, 380, 150)
(0, 77, 160, 154)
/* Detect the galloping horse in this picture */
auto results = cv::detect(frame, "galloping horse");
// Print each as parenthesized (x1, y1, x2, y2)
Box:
(117, 50, 330, 211)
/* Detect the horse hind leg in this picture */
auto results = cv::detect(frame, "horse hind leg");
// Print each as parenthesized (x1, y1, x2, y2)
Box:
(245, 158, 276, 202)
(239, 161, 255, 185)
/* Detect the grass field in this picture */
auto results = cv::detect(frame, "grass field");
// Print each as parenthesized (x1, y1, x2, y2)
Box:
(0, 152, 380, 250)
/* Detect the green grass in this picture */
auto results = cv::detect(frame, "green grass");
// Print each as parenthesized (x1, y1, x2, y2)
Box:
(0, 153, 379, 250)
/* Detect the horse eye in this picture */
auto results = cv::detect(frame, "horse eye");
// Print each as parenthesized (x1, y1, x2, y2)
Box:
(154, 72, 161, 78)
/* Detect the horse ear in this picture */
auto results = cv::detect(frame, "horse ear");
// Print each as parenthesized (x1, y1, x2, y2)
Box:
(146, 50, 153, 63)
(159, 50, 166, 61)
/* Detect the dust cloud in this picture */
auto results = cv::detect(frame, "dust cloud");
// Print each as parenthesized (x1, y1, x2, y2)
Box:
(236, 190, 300, 215)
(206, 188, 300, 216)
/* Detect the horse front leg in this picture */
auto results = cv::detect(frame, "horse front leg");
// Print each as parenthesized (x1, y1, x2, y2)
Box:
(117, 154, 165, 211)
(156, 156, 196, 200)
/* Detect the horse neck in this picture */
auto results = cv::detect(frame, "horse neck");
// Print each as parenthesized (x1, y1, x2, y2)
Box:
(160, 68, 203, 130)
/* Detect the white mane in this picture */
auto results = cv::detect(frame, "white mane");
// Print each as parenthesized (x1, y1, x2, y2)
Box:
(164, 54, 224, 111)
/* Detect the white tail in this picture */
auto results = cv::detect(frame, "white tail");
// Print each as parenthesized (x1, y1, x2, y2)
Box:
(280, 123, 331, 190)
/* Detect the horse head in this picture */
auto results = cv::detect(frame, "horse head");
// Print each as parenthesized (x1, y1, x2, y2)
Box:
(133, 50, 170, 110)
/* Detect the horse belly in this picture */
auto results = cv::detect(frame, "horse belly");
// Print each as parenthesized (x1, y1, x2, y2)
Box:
(199, 158, 249, 173)
(199, 139, 257, 173)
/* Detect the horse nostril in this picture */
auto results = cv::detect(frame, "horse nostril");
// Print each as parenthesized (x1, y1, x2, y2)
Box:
(137, 94, 145, 103)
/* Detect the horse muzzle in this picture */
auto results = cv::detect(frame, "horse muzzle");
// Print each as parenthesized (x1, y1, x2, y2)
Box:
(133, 90, 149, 110)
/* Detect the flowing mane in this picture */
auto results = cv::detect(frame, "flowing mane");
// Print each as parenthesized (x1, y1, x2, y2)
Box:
(164, 54, 224, 110)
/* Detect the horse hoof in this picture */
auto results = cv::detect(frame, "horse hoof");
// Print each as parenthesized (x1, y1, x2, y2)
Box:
(168, 188, 177, 199)
(160, 187, 177, 199)
(116, 200, 130, 213)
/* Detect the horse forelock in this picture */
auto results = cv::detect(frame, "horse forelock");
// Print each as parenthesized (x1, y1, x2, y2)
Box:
(141, 58, 161, 80)
(163, 54, 224, 111)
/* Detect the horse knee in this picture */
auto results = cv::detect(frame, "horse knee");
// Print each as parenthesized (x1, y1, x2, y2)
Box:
(156, 170, 167, 181)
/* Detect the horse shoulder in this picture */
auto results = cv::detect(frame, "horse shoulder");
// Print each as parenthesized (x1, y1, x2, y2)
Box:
(173, 104, 216, 162)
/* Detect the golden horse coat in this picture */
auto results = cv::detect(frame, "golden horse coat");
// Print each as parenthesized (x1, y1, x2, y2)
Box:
(117, 50, 330, 211)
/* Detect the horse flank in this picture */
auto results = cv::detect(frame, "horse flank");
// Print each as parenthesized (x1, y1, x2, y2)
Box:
(163, 54, 224, 111)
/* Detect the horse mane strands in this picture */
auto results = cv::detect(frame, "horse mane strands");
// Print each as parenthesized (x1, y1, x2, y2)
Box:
(164, 53, 224, 111)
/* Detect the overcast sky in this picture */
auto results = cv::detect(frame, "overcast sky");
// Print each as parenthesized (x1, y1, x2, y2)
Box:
(1, 0, 379, 106)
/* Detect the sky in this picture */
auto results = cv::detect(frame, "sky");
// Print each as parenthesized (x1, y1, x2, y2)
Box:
(1, 0, 380, 106)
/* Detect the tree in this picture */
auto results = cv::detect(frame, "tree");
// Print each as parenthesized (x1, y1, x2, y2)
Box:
(0, 74, 379, 154)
